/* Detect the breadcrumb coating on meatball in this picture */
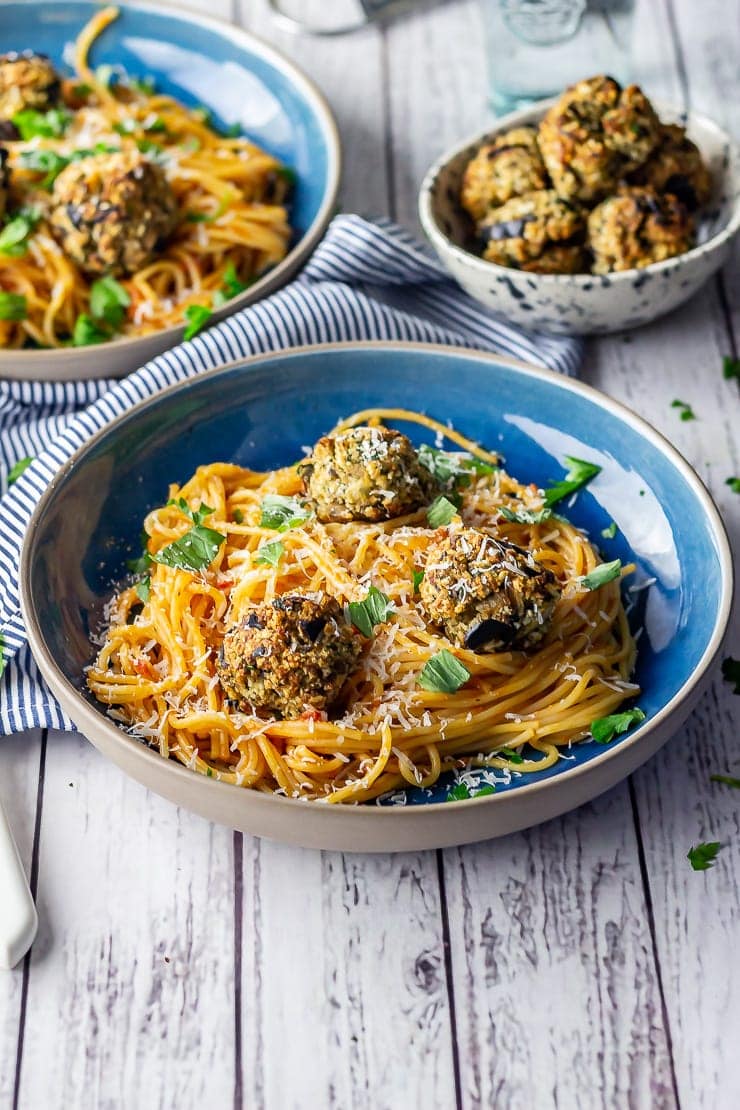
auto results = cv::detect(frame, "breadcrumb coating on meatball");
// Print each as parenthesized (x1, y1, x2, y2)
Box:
(629, 123, 712, 211)
(419, 526, 560, 652)
(218, 594, 362, 719)
(0, 51, 60, 120)
(300, 425, 440, 524)
(587, 186, 693, 273)
(538, 75, 660, 202)
(479, 189, 587, 274)
(460, 126, 548, 222)
(49, 150, 178, 277)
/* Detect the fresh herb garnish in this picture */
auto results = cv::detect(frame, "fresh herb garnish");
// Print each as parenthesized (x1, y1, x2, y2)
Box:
(671, 398, 696, 422)
(277, 166, 297, 186)
(259, 493, 312, 532)
(412, 569, 424, 593)
(418, 649, 470, 693)
(726, 477, 740, 494)
(7, 456, 33, 484)
(213, 261, 251, 306)
(192, 105, 212, 124)
(722, 355, 740, 380)
(135, 576, 151, 603)
(183, 304, 212, 340)
(346, 586, 395, 637)
(687, 842, 722, 871)
(135, 138, 164, 158)
(427, 494, 460, 528)
(0, 291, 27, 321)
(90, 275, 130, 329)
(721, 657, 740, 694)
(499, 505, 552, 525)
(19, 148, 69, 189)
(446, 780, 495, 802)
(71, 82, 93, 98)
(152, 517, 225, 573)
(72, 313, 109, 346)
(70, 143, 120, 161)
(601, 521, 618, 539)
(544, 456, 601, 508)
(223, 122, 241, 138)
(710, 773, 740, 789)
(95, 63, 117, 89)
(0, 210, 40, 255)
(418, 444, 494, 487)
(130, 75, 157, 95)
(232, 508, 244, 524)
(498, 747, 524, 763)
(581, 559, 622, 591)
(590, 707, 645, 744)
(254, 540, 285, 568)
(12, 107, 71, 140)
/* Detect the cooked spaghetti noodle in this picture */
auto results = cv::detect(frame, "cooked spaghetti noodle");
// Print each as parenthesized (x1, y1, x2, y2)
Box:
(87, 409, 640, 804)
(0, 6, 291, 348)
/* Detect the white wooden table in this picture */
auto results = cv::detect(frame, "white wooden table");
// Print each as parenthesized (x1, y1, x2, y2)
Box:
(2, 1, 739, 1106)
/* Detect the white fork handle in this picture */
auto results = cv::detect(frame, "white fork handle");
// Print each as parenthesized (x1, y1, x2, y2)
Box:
(0, 799, 37, 970)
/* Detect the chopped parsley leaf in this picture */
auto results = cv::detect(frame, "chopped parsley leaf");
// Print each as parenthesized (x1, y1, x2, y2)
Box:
(223, 122, 241, 138)
(590, 707, 645, 744)
(601, 521, 618, 539)
(475, 784, 496, 797)
(446, 780, 495, 802)
(71, 82, 93, 98)
(89, 275, 130, 329)
(0, 210, 40, 256)
(259, 493, 311, 532)
(19, 148, 69, 189)
(192, 105, 212, 124)
(0, 291, 27, 321)
(152, 522, 225, 574)
(166, 498, 217, 527)
(499, 747, 524, 764)
(726, 477, 740, 494)
(722, 355, 740, 380)
(687, 841, 722, 871)
(499, 505, 552, 525)
(543, 456, 601, 508)
(183, 304, 212, 340)
(346, 586, 395, 637)
(412, 569, 424, 593)
(7, 456, 33, 484)
(721, 657, 740, 694)
(232, 509, 244, 524)
(581, 559, 622, 591)
(418, 649, 470, 693)
(135, 138, 164, 158)
(418, 444, 495, 487)
(254, 540, 285, 568)
(213, 261, 251, 306)
(130, 75, 157, 95)
(135, 575, 151, 603)
(72, 313, 109, 346)
(12, 107, 71, 140)
(427, 494, 459, 528)
(710, 773, 740, 789)
(671, 398, 696, 421)
(277, 166, 297, 186)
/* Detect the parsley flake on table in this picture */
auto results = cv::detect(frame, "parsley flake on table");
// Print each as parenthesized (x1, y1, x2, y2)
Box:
(346, 586, 395, 637)
(710, 773, 740, 789)
(427, 494, 460, 528)
(259, 494, 312, 532)
(601, 521, 618, 539)
(671, 398, 696, 421)
(90, 276, 130, 329)
(687, 842, 722, 871)
(726, 477, 740, 494)
(418, 649, 470, 693)
(581, 558, 622, 591)
(721, 657, 740, 694)
(0, 292, 27, 321)
(183, 304, 212, 340)
(7, 456, 33, 484)
(590, 707, 645, 744)
(499, 505, 552, 525)
(722, 355, 740, 380)
(254, 540, 285, 568)
(543, 455, 601, 508)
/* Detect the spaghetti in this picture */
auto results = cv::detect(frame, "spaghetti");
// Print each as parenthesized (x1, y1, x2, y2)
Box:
(87, 409, 640, 804)
(0, 6, 291, 348)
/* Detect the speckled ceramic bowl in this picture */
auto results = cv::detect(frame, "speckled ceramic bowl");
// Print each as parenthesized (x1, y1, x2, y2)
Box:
(419, 100, 740, 335)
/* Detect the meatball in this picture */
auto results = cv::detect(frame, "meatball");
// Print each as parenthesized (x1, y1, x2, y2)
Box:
(479, 189, 587, 274)
(460, 126, 548, 223)
(49, 151, 178, 277)
(218, 594, 362, 719)
(587, 186, 693, 273)
(0, 51, 60, 121)
(300, 425, 439, 524)
(538, 76, 660, 202)
(419, 527, 560, 652)
(629, 123, 711, 211)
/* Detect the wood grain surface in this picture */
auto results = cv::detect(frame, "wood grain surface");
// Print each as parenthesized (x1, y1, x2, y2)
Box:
(0, 1, 738, 1108)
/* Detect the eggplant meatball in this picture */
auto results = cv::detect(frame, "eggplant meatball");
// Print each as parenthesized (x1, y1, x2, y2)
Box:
(479, 189, 587, 274)
(0, 51, 60, 121)
(300, 426, 439, 524)
(49, 151, 178, 277)
(587, 186, 693, 273)
(461, 127, 548, 223)
(218, 594, 362, 719)
(538, 76, 660, 202)
(419, 527, 560, 653)
(629, 123, 711, 211)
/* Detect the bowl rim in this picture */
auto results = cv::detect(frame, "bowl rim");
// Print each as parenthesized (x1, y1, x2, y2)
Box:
(0, 0, 342, 367)
(418, 97, 740, 286)
(19, 340, 735, 820)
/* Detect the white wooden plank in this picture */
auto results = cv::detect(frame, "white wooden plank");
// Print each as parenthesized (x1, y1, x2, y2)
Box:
(15, 731, 237, 1110)
(442, 785, 677, 1109)
(239, 838, 457, 1109)
(0, 731, 42, 1108)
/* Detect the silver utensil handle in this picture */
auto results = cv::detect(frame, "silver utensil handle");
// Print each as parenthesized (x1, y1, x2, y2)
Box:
(0, 800, 37, 970)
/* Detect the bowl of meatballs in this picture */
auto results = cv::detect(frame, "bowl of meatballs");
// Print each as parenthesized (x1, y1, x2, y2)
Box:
(419, 75, 740, 335)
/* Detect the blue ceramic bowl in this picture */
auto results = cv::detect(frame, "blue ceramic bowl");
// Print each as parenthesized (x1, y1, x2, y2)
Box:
(0, 1, 340, 381)
(20, 344, 733, 851)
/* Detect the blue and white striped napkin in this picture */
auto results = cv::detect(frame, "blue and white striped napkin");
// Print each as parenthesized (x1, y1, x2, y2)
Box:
(0, 214, 582, 734)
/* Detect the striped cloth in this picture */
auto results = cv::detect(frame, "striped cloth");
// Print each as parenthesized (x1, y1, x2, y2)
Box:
(0, 214, 582, 735)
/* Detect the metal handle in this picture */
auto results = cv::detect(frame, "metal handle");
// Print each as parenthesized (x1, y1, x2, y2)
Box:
(0, 800, 37, 970)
